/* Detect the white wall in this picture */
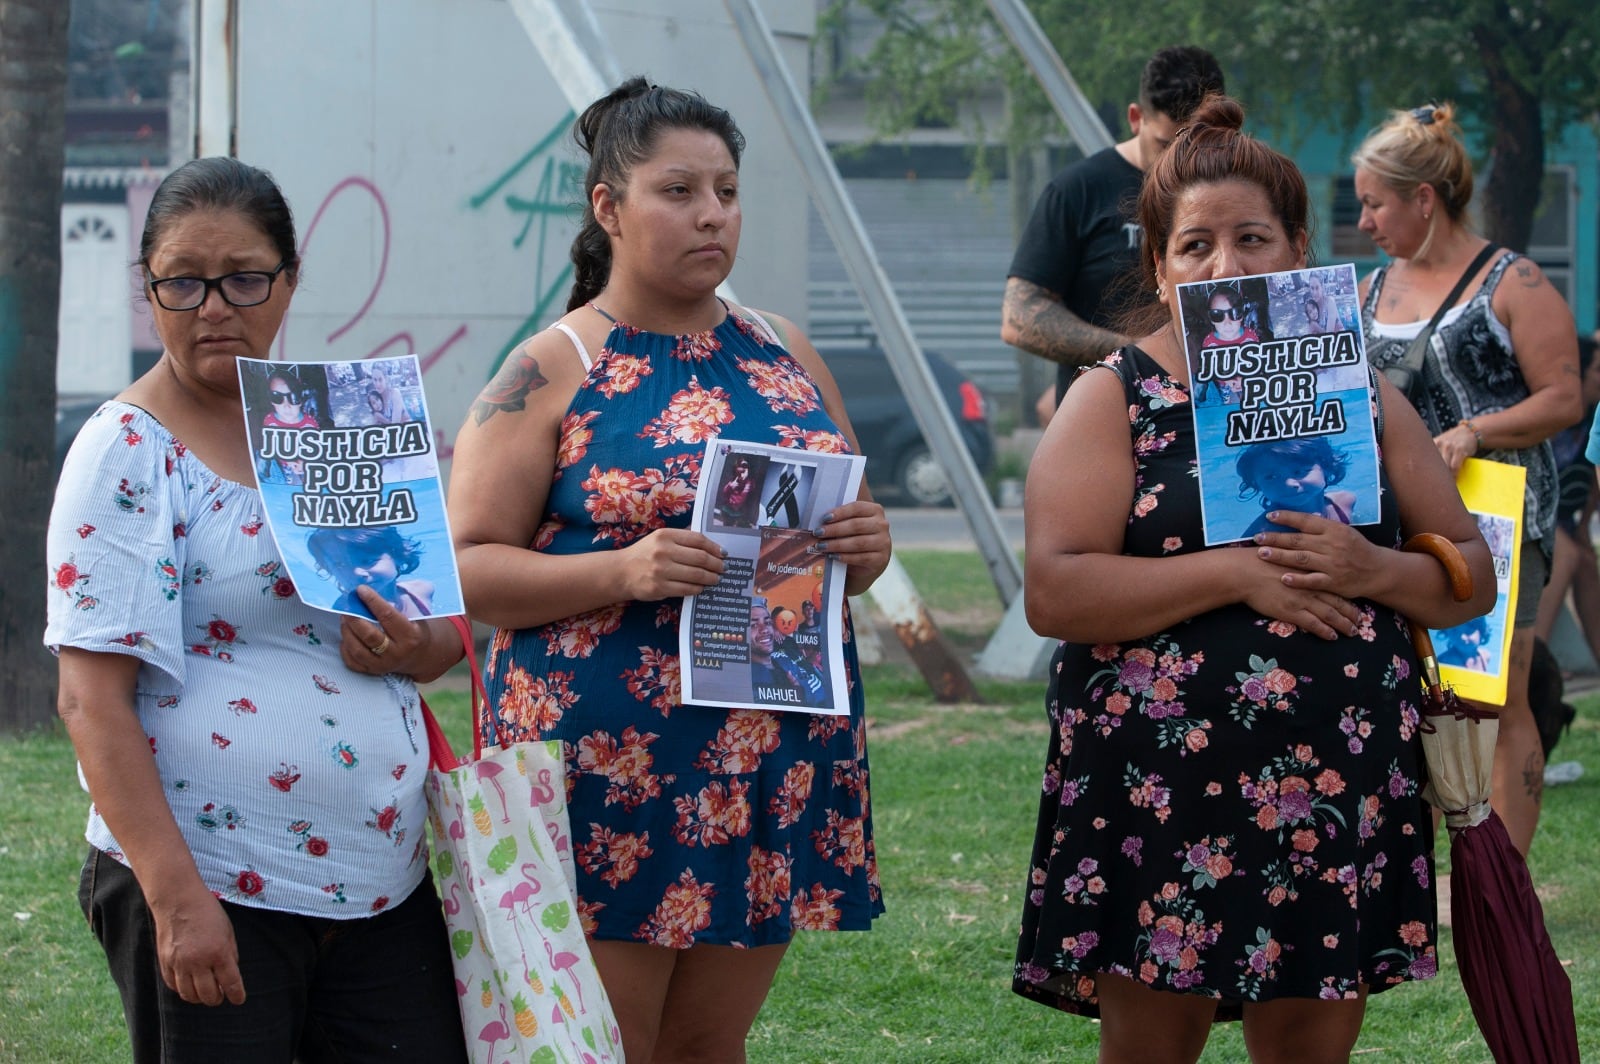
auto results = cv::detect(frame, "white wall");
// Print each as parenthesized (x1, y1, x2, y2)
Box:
(228, 0, 814, 467)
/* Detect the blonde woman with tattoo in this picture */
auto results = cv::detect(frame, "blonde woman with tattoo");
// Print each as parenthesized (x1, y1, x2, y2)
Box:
(1354, 101, 1583, 855)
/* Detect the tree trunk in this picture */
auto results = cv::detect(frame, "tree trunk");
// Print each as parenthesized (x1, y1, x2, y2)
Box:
(0, 0, 70, 732)
(1473, 27, 1543, 253)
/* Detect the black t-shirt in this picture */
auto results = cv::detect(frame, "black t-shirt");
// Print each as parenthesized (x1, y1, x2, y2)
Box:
(1008, 146, 1147, 397)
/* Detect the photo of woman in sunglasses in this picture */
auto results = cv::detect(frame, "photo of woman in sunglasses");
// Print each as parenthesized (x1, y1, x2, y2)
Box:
(1200, 284, 1258, 349)
(1188, 281, 1273, 405)
(249, 363, 326, 484)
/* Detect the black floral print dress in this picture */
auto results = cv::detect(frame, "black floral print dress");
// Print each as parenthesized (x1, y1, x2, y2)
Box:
(1013, 347, 1438, 1020)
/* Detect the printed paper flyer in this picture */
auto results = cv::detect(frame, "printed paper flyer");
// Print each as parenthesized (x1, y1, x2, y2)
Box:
(1432, 458, 1525, 705)
(679, 437, 865, 715)
(237, 355, 465, 621)
(1177, 263, 1380, 545)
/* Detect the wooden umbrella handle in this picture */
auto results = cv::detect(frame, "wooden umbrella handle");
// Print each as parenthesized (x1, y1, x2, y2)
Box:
(1401, 532, 1474, 603)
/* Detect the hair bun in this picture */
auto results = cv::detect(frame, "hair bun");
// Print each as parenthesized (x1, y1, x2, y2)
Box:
(574, 75, 654, 154)
(1184, 93, 1245, 134)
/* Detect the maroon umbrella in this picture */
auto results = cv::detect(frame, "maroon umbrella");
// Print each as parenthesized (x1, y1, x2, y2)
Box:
(1403, 534, 1578, 1063)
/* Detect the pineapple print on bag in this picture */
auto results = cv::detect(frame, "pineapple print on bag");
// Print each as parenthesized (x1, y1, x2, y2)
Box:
(512, 992, 539, 1037)
(429, 727, 622, 1059)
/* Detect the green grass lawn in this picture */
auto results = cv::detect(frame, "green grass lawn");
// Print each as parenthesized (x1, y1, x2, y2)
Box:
(3, 550, 1596, 1062)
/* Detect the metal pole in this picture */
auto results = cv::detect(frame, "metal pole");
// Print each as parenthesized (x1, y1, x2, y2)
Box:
(192, 0, 235, 158)
(721, 0, 1024, 607)
(503, 0, 620, 112)
(973, 0, 1119, 679)
(982, 0, 1114, 154)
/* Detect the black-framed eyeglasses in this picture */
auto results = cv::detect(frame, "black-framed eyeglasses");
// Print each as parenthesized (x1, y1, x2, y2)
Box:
(1410, 104, 1438, 126)
(1209, 306, 1244, 323)
(147, 262, 288, 311)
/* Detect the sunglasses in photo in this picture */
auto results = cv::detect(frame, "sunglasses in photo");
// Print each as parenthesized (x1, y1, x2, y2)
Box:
(1209, 306, 1244, 323)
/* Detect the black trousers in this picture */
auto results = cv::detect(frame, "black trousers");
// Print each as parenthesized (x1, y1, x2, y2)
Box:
(78, 847, 467, 1064)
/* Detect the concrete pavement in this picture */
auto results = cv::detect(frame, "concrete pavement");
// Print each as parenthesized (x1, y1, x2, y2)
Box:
(884, 506, 1024, 551)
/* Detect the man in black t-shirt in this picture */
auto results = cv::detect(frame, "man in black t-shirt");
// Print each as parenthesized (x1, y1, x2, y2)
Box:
(1002, 46, 1225, 410)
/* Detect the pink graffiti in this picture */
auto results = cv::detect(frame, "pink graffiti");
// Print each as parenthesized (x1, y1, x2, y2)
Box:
(279, 175, 472, 457)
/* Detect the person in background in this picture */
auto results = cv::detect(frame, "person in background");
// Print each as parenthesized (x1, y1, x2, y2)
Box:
(1014, 94, 1494, 1062)
(1537, 334, 1600, 665)
(45, 156, 466, 1064)
(1003, 45, 1225, 423)
(447, 78, 891, 1062)
(1354, 101, 1583, 856)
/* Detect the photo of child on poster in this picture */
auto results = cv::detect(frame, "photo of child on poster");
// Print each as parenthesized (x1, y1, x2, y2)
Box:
(305, 526, 436, 619)
(245, 363, 327, 485)
(680, 438, 863, 714)
(712, 451, 768, 530)
(1234, 436, 1359, 537)
(1431, 509, 1515, 680)
(238, 354, 464, 621)
(1178, 264, 1380, 545)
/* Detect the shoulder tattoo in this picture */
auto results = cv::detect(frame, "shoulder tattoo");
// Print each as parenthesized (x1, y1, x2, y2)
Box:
(470, 351, 549, 425)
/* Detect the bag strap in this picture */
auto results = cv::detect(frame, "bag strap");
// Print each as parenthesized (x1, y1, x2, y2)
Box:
(419, 615, 485, 771)
(1391, 243, 1501, 382)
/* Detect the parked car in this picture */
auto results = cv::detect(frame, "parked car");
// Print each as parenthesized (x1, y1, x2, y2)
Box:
(818, 340, 993, 507)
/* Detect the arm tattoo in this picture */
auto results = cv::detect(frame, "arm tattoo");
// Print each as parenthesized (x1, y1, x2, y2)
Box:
(1513, 260, 1542, 287)
(470, 352, 549, 425)
(1523, 751, 1545, 804)
(1004, 280, 1126, 367)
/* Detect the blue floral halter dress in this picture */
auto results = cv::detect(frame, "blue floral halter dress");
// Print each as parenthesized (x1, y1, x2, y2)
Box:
(479, 303, 883, 948)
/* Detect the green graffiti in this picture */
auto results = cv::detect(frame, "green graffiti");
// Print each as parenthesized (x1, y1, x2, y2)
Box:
(470, 111, 584, 378)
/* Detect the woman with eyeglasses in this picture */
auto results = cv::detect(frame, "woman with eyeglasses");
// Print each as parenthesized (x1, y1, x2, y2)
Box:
(44, 157, 468, 1063)
(1354, 102, 1582, 857)
(1014, 95, 1493, 1061)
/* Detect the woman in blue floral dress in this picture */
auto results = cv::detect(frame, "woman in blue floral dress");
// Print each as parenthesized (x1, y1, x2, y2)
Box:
(447, 79, 891, 1061)
(1013, 96, 1495, 1061)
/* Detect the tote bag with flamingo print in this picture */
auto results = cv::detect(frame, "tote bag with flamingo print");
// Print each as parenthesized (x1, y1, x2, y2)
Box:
(422, 620, 623, 1063)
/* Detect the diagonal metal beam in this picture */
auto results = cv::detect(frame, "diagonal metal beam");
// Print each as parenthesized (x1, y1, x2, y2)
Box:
(983, 0, 1114, 155)
(503, 0, 621, 112)
(721, 0, 1024, 607)
(975, 0, 1118, 678)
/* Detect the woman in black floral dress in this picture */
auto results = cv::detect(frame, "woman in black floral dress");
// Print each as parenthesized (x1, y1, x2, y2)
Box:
(1013, 95, 1495, 1062)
